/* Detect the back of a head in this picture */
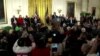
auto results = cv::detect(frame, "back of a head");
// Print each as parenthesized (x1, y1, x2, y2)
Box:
(35, 32, 47, 48)
(17, 37, 32, 47)
(17, 38, 25, 47)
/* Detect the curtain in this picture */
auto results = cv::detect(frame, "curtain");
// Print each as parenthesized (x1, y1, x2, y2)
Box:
(28, 0, 52, 24)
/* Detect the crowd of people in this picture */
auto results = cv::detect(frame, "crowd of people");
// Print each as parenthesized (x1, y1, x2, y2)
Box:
(0, 12, 100, 56)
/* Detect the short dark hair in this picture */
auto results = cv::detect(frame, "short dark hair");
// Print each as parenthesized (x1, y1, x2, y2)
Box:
(17, 37, 32, 47)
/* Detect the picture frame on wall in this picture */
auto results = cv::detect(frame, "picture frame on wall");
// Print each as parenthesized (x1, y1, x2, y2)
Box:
(0, 0, 7, 24)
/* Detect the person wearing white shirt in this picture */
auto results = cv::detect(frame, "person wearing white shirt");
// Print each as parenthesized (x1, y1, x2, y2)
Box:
(13, 30, 36, 56)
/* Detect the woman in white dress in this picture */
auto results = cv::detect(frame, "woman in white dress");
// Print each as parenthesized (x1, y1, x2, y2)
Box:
(13, 30, 36, 56)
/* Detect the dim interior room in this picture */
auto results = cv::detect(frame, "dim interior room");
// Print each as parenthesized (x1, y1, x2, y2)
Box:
(0, 0, 100, 56)
(0, 0, 100, 28)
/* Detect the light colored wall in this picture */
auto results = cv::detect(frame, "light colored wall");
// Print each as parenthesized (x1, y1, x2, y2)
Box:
(81, 0, 88, 12)
(81, 0, 100, 18)
(0, 0, 28, 29)
(52, 0, 67, 16)
(88, 0, 100, 18)
(52, 0, 82, 21)
(52, 0, 100, 20)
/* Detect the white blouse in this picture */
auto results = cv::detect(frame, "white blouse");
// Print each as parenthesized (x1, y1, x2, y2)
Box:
(13, 40, 36, 54)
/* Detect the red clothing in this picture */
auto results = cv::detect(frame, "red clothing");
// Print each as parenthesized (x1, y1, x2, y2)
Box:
(31, 47, 50, 56)
(16, 53, 28, 56)
(17, 18, 23, 26)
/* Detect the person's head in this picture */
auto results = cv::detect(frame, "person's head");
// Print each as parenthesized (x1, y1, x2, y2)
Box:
(12, 15, 16, 18)
(19, 15, 22, 18)
(0, 36, 7, 42)
(72, 26, 77, 31)
(0, 29, 3, 33)
(53, 12, 56, 15)
(70, 17, 73, 19)
(21, 29, 28, 38)
(25, 15, 28, 18)
(17, 37, 32, 47)
(9, 29, 13, 34)
(66, 26, 71, 31)
(35, 32, 47, 48)
(2, 36, 7, 40)
(81, 27, 86, 33)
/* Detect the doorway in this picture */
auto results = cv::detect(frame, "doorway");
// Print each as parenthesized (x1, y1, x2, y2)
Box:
(67, 2, 75, 17)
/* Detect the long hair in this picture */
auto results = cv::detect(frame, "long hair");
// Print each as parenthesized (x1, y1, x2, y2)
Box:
(17, 37, 32, 47)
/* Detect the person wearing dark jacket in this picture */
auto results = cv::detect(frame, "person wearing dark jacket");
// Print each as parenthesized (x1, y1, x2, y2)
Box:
(7, 30, 18, 56)
(51, 12, 58, 23)
(11, 15, 18, 30)
(69, 17, 77, 27)
(24, 15, 31, 27)
(30, 14, 41, 29)
(48, 25, 65, 56)
(0, 33, 8, 56)
(13, 30, 36, 56)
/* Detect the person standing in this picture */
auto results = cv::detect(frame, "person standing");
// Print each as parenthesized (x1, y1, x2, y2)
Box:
(17, 15, 24, 27)
(11, 15, 18, 30)
(24, 15, 31, 27)
(13, 30, 36, 56)
(51, 12, 58, 24)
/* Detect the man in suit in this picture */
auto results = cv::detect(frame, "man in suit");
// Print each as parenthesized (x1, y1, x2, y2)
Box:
(60, 14, 67, 27)
(24, 15, 30, 27)
(52, 12, 58, 24)
(11, 15, 17, 30)
(30, 14, 41, 30)
(52, 12, 58, 19)
(69, 17, 77, 27)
